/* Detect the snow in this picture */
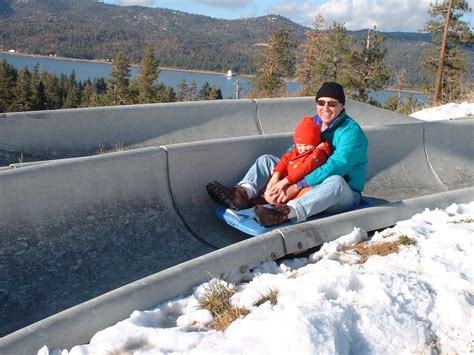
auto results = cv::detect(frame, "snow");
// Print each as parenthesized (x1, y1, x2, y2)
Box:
(410, 101, 474, 121)
(38, 102, 473, 355)
(39, 202, 474, 355)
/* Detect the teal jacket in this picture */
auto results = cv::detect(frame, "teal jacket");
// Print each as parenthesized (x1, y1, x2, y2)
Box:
(297, 110, 368, 192)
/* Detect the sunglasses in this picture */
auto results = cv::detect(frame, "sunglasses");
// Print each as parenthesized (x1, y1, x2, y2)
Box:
(316, 99, 339, 108)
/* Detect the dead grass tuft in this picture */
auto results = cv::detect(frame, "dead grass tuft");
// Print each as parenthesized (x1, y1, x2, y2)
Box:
(211, 306, 250, 332)
(254, 289, 279, 307)
(346, 234, 418, 264)
(198, 278, 250, 331)
(449, 217, 474, 224)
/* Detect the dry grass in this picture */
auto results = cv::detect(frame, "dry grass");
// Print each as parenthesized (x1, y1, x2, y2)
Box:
(344, 234, 417, 264)
(211, 306, 250, 332)
(97, 142, 125, 155)
(254, 288, 279, 307)
(198, 278, 250, 331)
(449, 217, 474, 224)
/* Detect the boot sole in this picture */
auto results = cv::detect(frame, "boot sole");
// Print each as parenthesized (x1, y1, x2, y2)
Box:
(206, 181, 239, 210)
(254, 205, 268, 227)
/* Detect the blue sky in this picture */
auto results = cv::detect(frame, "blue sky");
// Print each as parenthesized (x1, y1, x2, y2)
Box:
(103, 0, 473, 32)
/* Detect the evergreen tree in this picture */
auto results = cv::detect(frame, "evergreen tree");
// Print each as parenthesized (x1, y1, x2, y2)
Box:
(296, 14, 329, 96)
(10, 67, 33, 112)
(31, 80, 46, 111)
(29, 64, 47, 110)
(383, 94, 399, 112)
(189, 80, 197, 101)
(317, 22, 354, 85)
(81, 80, 102, 107)
(421, 0, 473, 103)
(133, 47, 161, 104)
(42, 72, 63, 110)
(106, 52, 132, 105)
(155, 84, 177, 103)
(197, 81, 223, 100)
(346, 27, 390, 103)
(177, 79, 197, 101)
(250, 25, 297, 98)
(296, 21, 353, 94)
(177, 78, 189, 102)
(63, 85, 80, 108)
(0, 60, 17, 113)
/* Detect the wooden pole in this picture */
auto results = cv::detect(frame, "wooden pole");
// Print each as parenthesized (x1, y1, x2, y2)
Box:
(433, 0, 453, 105)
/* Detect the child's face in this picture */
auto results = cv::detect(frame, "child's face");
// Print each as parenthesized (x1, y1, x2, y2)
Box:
(296, 144, 316, 154)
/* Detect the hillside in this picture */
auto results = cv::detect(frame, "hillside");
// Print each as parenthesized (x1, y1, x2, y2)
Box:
(0, 0, 472, 86)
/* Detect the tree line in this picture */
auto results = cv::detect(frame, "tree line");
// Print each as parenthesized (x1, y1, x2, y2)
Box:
(0, 47, 223, 113)
(0, 0, 472, 114)
(250, 0, 472, 112)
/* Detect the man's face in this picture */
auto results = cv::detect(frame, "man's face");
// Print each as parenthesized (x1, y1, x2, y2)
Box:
(316, 97, 344, 125)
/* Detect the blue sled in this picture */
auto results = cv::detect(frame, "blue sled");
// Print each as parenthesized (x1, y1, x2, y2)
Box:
(215, 198, 371, 236)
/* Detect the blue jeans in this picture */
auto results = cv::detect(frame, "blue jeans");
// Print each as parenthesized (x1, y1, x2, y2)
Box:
(239, 154, 361, 223)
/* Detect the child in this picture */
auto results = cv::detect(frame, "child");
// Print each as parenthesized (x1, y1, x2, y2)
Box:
(206, 116, 331, 212)
(263, 116, 331, 204)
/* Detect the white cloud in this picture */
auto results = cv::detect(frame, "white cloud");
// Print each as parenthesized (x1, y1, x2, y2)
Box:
(115, 0, 156, 6)
(270, 0, 435, 32)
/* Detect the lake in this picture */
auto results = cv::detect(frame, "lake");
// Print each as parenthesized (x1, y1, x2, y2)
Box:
(0, 52, 426, 104)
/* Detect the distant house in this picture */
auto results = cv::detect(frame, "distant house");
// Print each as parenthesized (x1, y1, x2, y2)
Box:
(226, 70, 233, 77)
(8, 49, 16, 53)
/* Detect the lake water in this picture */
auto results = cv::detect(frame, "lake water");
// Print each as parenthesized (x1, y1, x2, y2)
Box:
(0, 52, 426, 104)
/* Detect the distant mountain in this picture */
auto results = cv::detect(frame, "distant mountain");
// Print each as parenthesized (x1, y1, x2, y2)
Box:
(0, 0, 472, 86)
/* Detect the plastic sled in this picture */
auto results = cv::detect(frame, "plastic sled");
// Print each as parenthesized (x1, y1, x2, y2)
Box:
(215, 198, 371, 236)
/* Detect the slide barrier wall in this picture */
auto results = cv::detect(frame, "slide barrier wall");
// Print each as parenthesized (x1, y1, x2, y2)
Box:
(0, 104, 471, 353)
(0, 97, 416, 167)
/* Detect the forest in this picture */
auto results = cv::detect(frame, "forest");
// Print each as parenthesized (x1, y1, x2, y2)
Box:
(1, 0, 472, 87)
(0, 0, 472, 113)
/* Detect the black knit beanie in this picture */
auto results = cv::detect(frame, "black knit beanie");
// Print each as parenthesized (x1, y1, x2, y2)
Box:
(315, 82, 345, 105)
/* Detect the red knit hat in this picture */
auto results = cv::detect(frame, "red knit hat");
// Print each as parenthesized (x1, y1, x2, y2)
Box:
(294, 116, 321, 145)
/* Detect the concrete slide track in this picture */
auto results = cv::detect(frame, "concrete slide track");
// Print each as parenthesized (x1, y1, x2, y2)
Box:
(0, 98, 472, 354)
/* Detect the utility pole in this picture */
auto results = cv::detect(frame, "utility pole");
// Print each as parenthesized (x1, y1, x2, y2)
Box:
(433, 0, 453, 105)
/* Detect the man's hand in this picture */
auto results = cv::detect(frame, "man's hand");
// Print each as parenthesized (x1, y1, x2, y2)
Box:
(276, 184, 300, 204)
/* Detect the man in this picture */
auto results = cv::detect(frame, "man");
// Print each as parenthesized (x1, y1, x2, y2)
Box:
(207, 82, 368, 227)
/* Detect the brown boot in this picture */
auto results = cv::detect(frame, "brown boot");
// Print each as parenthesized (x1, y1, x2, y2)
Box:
(206, 180, 250, 210)
(254, 204, 290, 227)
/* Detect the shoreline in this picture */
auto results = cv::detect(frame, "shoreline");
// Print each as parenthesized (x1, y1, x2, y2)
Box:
(0, 50, 254, 78)
(0, 51, 425, 92)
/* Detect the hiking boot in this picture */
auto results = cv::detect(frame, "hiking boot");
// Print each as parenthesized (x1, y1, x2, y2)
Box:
(254, 204, 290, 227)
(206, 180, 250, 210)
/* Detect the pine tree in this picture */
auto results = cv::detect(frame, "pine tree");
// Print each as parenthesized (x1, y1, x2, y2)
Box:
(297, 20, 354, 95)
(177, 78, 189, 102)
(133, 47, 161, 104)
(421, 0, 473, 103)
(63, 85, 80, 108)
(296, 14, 329, 96)
(346, 27, 390, 103)
(10, 67, 33, 112)
(197, 81, 223, 100)
(106, 52, 132, 105)
(29, 64, 46, 110)
(42, 72, 63, 110)
(0, 60, 17, 113)
(250, 25, 297, 98)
